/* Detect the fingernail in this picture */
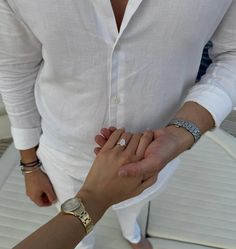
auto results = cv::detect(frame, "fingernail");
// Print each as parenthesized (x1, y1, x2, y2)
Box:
(118, 170, 127, 177)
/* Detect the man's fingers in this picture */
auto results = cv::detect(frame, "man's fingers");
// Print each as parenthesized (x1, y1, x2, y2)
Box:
(118, 162, 139, 177)
(94, 147, 101, 155)
(95, 135, 106, 147)
(31, 194, 47, 207)
(136, 130, 153, 159)
(101, 127, 115, 140)
(118, 156, 157, 178)
(45, 187, 57, 204)
(109, 126, 117, 132)
(41, 193, 52, 206)
(138, 174, 158, 194)
(95, 127, 117, 148)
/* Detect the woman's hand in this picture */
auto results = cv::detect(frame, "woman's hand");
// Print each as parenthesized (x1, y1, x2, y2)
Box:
(79, 129, 155, 219)
(94, 127, 154, 162)
(94, 126, 192, 180)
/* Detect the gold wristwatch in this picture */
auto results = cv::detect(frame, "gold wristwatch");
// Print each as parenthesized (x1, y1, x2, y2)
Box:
(61, 197, 94, 234)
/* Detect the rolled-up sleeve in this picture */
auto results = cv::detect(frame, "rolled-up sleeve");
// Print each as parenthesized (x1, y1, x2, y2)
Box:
(185, 1, 236, 127)
(0, 0, 42, 149)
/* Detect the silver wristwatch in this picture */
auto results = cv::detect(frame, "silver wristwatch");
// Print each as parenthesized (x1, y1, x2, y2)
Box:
(167, 118, 202, 143)
(61, 197, 93, 234)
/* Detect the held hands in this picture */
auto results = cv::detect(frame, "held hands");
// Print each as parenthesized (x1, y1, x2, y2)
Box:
(79, 129, 156, 212)
(95, 126, 190, 181)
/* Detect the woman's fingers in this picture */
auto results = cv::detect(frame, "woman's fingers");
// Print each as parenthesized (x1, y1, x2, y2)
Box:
(98, 129, 153, 158)
(115, 132, 133, 152)
(124, 133, 142, 155)
(101, 128, 125, 151)
(135, 130, 154, 159)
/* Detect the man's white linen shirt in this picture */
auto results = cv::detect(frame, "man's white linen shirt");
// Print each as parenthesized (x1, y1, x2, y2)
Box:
(0, 0, 236, 179)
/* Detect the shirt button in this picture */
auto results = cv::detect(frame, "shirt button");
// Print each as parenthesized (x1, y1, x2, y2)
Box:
(111, 96, 120, 105)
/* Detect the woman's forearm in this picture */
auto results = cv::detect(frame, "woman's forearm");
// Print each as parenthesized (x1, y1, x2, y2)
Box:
(13, 129, 154, 249)
(13, 190, 106, 249)
(13, 213, 86, 249)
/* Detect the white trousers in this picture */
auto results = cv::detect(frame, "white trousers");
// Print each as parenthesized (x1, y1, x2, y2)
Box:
(36, 142, 149, 249)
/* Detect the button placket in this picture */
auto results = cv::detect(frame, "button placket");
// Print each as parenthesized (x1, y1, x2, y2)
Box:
(109, 42, 122, 127)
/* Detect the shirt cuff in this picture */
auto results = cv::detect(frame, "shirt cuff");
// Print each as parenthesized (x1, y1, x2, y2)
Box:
(184, 84, 233, 127)
(11, 127, 42, 150)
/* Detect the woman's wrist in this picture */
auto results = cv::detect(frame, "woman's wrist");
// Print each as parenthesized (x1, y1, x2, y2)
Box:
(76, 189, 109, 225)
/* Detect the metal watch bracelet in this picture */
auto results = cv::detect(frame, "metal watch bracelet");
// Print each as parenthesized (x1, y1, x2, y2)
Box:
(167, 118, 202, 143)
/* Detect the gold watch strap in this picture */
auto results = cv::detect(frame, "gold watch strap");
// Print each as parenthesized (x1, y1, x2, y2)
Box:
(74, 202, 94, 234)
(77, 209, 94, 234)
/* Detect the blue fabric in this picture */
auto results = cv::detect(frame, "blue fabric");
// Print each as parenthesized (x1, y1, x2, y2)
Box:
(196, 41, 213, 81)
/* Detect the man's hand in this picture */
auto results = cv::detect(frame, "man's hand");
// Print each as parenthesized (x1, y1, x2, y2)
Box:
(118, 126, 193, 179)
(95, 126, 194, 180)
(95, 102, 214, 180)
(94, 127, 117, 155)
(24, 169, 57, 207)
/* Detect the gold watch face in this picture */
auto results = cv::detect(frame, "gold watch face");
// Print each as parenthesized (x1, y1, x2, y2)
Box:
(61, 197, 81, 212)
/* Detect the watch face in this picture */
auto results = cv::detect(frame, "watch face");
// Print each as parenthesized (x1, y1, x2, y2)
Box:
(61, 197, 81, 212)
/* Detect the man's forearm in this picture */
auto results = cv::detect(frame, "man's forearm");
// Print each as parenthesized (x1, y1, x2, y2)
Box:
(174, 101, 215, 133)
(19, 145, 39, 163)
(165, 101, 215, 152)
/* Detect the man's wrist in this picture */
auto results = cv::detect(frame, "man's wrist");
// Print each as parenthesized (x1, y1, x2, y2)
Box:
(163, 101, 215, 152)
(174, 102, 215, 133)
(164, 125, 195, 152)
(20, 145, 39, 163)
(167, 118, 202, 146)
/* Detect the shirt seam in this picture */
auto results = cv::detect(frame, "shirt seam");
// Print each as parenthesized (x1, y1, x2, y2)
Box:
(6, 0, 42, 45)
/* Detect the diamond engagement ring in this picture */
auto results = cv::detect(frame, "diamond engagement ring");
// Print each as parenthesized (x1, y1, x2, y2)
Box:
(117, 138, 127, 147)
